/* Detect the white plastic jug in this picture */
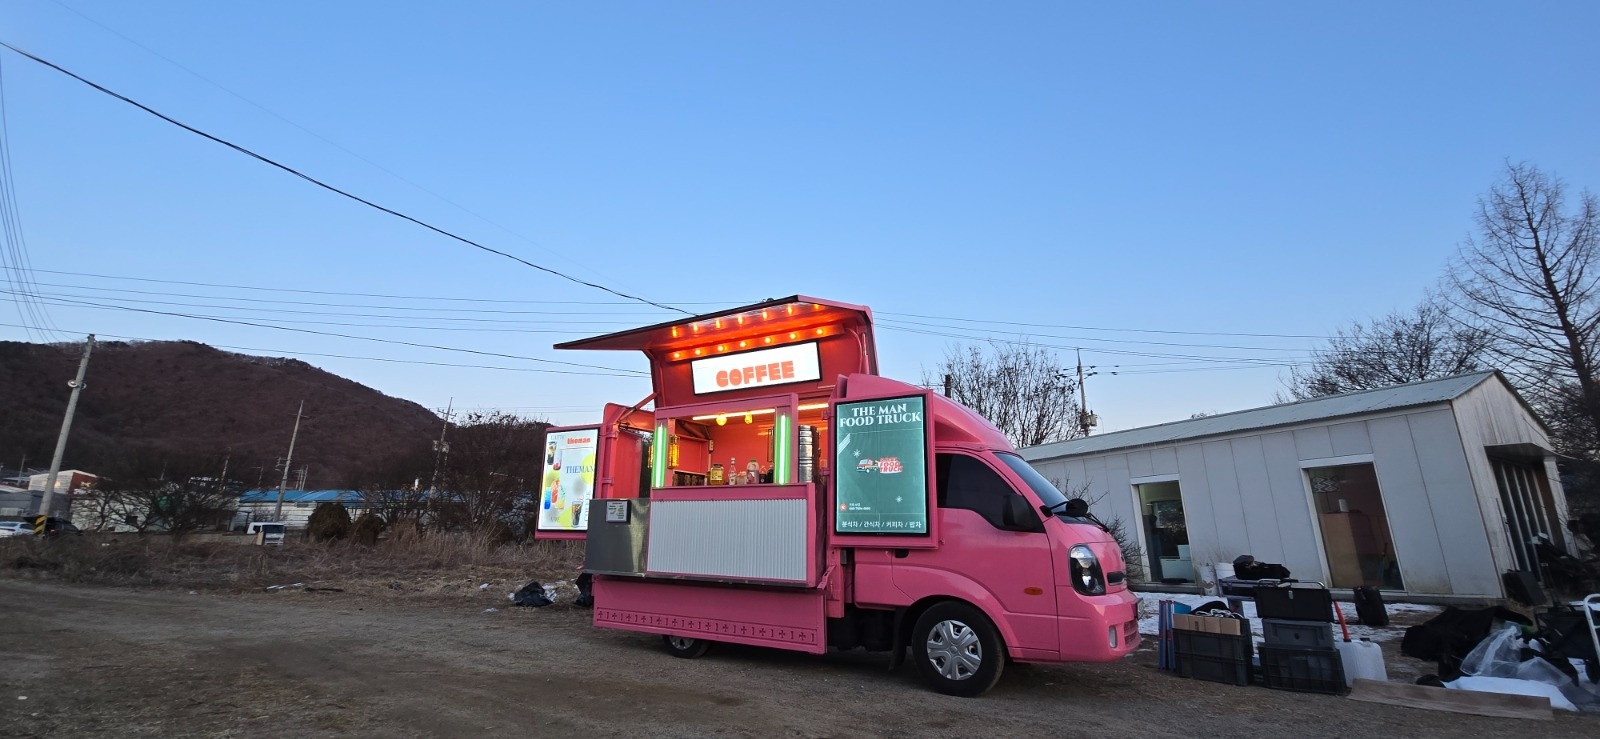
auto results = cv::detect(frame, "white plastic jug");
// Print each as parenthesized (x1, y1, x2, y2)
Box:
(1336, 639, 1387, 686)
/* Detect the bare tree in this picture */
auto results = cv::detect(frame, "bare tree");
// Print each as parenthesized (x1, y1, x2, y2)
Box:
(350, 444, 433, 525)
(93, 449, 237, 538)
(1281, 300, 1493, 400)
(924, 341, 1082, 448)
(1447, 162, 1600, 456)
(438, 411, 547, 531)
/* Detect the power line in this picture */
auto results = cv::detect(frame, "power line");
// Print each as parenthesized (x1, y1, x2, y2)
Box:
(878, 310, 1336, 340)
(30, 267, 744, 307)
(0, 54, 65, 343)
(0, 321, 645, 377)
(43, 0, 630, 294)
(23, 279, 676, 317)
(14, 287, 653, 327)
(0, 40, 691, 315)
(878, 317, 1317, 353)
(2, 290, 648, 374)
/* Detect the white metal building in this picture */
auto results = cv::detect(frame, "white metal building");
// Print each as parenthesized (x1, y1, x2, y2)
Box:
(1022, 371, 1571, 600)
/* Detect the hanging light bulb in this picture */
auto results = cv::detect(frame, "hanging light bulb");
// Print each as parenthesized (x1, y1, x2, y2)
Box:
(716, 415, 727, 426)
(744, 413, 754, 424)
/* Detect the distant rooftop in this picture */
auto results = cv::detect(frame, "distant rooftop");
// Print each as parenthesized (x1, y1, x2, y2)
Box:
(238, 489, 364, 504)
(1022, 370, 1505, 460)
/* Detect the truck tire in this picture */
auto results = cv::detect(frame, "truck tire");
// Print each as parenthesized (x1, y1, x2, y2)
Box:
(911, 602, 1005, 697)
(662, 634, 712, 659)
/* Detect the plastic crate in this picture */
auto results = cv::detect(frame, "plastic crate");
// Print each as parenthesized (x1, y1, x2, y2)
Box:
(1258, 645, 1347, 695)
(1253, 583, 1333, 622)
(1261, 618, 1335, 649)
(1175, 626, 1252, 686)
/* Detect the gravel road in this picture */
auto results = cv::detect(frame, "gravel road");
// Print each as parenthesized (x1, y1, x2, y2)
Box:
(1, 579, 1594, 737)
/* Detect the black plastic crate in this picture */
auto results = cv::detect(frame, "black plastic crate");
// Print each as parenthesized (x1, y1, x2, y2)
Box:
(1253, 583, 1333, 622)
(1258, 645, 1347, 695)
(1261, 618, 1335, 649)
(1175, 625, 1252, 686)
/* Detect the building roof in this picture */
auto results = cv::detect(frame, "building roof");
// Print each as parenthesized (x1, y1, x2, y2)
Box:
(1022, 370, 1507, 461)
(237, 489, 365, 504)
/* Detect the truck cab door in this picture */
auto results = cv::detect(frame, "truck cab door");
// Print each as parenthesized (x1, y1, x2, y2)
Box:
(892, 452, 1059, 656)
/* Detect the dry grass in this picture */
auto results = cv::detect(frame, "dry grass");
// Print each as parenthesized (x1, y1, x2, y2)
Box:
(1, 530, 585, 598)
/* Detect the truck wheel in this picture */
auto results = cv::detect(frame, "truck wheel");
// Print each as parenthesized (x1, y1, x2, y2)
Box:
(912, 602, 1004, 697)
(662, 634, 712, 659)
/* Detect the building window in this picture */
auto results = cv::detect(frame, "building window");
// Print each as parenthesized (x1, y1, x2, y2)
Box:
(1306, 463, 1404, 591)
(125, 514, 139, 527)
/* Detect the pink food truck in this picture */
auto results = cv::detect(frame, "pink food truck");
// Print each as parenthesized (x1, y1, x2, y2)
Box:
(537, 296, 1139, 696)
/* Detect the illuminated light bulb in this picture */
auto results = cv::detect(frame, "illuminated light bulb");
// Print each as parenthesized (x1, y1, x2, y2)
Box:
(786, 306, 795, 315)
(815, 328, 824, 335)
(714, 319, 723, 329)
(789, 332, 798, 340)
(671, 328, 680, 338)
(737, 316, 745, 325)
(672, 351, 682, 360)
(693, 348, 704, 356)
(716, 344, 727, 352)
(763, 337, 773, 344)
(762, 310, 770, 319)
(716, 415, 727, 426)
(739, 341, 748, 348)
(745, 413, 753, 424)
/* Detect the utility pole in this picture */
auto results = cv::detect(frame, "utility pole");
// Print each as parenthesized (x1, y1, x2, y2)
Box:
(427, 398, 454, 494)
(1076, 350, 1093, 437)
(272, 400, 305, 522)
(943, 373, 952, 399)
(39, 335, 94, 521)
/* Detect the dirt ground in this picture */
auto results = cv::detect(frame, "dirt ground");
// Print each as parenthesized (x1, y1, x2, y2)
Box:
(1, 579, 1595, 738)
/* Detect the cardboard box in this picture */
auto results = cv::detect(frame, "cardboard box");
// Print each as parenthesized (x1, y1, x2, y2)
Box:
(1173, 613, 1244, 636)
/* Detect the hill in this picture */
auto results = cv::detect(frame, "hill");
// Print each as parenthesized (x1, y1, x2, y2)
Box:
(0, 340, 443, 488)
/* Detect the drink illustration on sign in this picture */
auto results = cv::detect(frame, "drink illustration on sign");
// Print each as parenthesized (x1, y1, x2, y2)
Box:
(539, 429, 598, 532)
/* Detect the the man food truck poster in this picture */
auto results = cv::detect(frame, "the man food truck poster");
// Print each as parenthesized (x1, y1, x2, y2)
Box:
(538, 428, 598, 532)
(834, 395, 928, 534)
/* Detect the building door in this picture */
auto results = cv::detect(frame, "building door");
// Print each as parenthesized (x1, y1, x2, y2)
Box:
(1134, 481, 1192, 583)
(1491, 457, 1562, 577)
(1306, 463, 1404, 590)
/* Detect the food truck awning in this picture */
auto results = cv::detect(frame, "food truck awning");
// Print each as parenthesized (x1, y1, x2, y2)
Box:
(555, 295, 875, 357)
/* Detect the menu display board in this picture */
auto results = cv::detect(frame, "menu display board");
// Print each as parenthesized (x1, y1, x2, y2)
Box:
(833, 395, 928, 535)
(538, 428, 598, 532)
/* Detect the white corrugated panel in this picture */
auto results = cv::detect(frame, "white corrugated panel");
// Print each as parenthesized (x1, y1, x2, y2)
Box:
(647, 498, 808, 582)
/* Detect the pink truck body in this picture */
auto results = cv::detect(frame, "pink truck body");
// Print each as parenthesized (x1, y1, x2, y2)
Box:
(544, 296, 1139, 695)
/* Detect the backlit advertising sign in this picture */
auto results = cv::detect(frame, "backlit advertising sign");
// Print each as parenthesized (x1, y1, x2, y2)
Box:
(691, 342, 822, 395)
(833, 395, 928, 535)
(538, 428, 598, 532)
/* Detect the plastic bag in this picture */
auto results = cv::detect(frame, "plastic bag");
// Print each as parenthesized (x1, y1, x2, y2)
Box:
(511, 581, 554, 607)
(1460, 623, 1523, 678)
(1448, 675, 1578, 712)
(1516, 657, 1595, 708)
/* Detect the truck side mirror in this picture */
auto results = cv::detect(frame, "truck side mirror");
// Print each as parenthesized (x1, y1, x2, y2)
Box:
(1002, 495, 1042, 532)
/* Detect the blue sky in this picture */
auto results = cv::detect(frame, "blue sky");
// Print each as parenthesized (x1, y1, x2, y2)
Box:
(1, 1, 1596, 431)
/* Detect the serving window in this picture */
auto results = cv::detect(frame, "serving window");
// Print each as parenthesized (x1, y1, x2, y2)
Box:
(647, 392, 829, 489)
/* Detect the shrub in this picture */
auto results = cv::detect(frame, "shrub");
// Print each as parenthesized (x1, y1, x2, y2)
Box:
(307, 503, 352, 541)
(352, 513, 386, 546)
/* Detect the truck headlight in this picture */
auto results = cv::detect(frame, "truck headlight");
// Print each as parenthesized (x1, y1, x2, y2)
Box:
(1070, 545, 1106, 596)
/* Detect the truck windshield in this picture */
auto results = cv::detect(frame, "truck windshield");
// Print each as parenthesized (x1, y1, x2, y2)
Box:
(995, 453, 1071, 512)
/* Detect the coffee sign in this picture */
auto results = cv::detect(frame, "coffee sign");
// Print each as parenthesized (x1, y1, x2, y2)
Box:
(691, 342, 822, 394)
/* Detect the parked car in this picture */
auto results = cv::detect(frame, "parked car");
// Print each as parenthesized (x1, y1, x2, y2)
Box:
(0, 521, 35, 537)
